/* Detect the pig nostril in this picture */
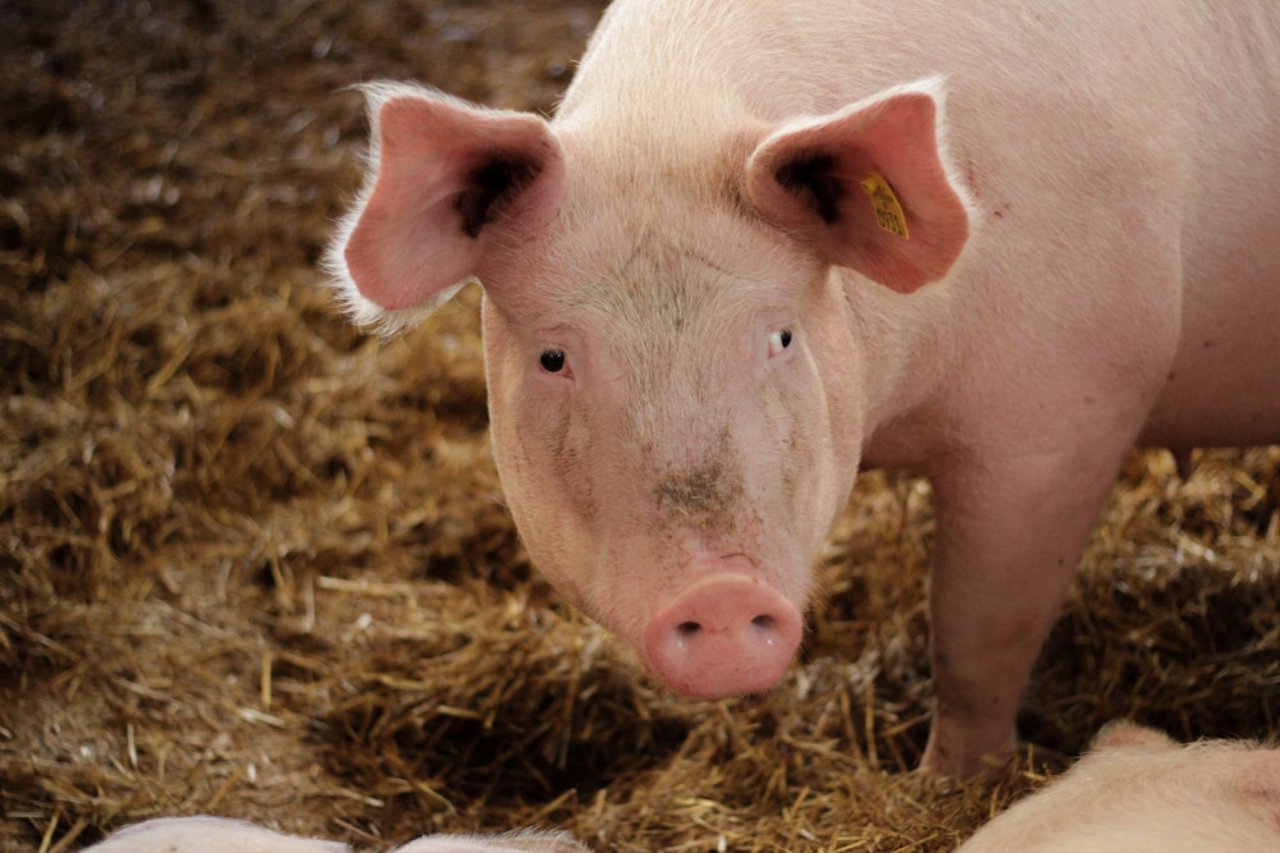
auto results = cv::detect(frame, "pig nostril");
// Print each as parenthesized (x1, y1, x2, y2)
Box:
(645, 575, 803, 697)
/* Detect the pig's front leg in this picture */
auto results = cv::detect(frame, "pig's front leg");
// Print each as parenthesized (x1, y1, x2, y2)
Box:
(919, 439, 1135, 776)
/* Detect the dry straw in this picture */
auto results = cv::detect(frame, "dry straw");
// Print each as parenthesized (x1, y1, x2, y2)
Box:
(2, 1, 1276, 851)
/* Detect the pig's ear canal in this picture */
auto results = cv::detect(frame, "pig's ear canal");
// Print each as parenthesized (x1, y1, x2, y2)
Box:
(332, 86, 565, 323)
(744, 79, 969, 294)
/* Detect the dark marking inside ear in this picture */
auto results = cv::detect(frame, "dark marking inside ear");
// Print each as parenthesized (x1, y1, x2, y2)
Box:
(775, 153, 843, 224)
(455, 154, 543, 239)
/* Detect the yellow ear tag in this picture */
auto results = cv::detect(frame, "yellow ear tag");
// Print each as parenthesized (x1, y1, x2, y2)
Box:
(860, 170, 910, 239)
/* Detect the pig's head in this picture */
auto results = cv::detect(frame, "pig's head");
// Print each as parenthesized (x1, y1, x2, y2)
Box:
(328, 81, 968, 698)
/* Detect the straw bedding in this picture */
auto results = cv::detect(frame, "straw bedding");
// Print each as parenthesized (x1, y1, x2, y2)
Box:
(2, 1, 1277, 850)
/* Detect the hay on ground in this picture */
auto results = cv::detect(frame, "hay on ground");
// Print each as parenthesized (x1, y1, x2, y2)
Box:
(1, 1, 1277, 850)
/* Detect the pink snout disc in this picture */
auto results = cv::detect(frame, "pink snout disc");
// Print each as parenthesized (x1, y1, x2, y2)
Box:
(643, 573, 802, 697)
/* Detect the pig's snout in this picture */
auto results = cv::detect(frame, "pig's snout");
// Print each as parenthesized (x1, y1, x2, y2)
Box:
(643, 573, 802, 697)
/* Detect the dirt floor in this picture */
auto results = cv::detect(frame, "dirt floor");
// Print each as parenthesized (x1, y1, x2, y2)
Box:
(2, 1, 1278, 850)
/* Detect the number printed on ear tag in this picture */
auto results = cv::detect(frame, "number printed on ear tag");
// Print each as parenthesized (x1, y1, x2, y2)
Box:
(860, 170, 910, 239)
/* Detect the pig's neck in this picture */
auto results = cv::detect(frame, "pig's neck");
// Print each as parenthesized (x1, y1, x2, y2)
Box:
(847, 270, 961, 471)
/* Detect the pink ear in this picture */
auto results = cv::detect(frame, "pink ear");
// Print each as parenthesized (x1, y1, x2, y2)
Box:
(336, 86, 564, 315)
(1091, 720, 1179, 753)
(745, 80, 969, 293)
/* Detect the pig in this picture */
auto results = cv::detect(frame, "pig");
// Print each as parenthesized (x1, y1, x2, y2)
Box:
(83, 816, 588, 852)
(327, 0, 1280, 776)
(82, 817, 346, 853)
(957, 721, 1280, 852)
(391, 829, 588, 853)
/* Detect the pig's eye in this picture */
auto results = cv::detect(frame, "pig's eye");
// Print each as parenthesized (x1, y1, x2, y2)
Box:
(767, 328, 794, 357)
(539, 348, 567, 373)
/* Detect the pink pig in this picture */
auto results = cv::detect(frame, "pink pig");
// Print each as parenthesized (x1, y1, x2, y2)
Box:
(957, 722, 1280, 852)
(84, 817, 348, 853)
(328, 0, 1280, 775)
(83, 816, 588, 852)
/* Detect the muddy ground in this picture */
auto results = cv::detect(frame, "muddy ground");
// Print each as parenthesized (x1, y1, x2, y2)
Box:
(2, 1, 1278, 850)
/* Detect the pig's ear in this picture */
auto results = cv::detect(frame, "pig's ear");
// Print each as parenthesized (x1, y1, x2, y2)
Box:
(328, 84, 564, 331)
(486, 829, 590, 853)
(744, 78, 969, 293)
(1091, 720, 1178, 753)
(390, 830, 589, 853)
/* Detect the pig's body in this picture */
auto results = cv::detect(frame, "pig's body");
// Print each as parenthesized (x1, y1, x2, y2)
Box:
(83, 816, 588, 853)
(957, 722, 1280, 852)
(82, 817, 348, 853)
(330, 1, 1280, 775)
